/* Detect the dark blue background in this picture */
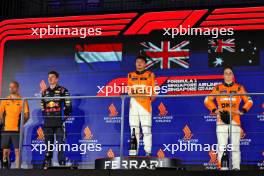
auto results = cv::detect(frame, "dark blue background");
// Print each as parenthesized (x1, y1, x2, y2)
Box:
(3, 32, 264, 168)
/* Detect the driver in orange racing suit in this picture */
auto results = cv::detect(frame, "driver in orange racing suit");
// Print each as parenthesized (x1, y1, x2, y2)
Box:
(127, 55, 156, 156)
(204, 66, 253, 170)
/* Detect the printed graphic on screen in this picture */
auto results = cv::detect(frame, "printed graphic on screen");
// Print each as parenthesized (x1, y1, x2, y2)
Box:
(3, 32, 264, 168)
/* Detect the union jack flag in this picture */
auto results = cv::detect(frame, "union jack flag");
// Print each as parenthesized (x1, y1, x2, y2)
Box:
(140, 41, 190, 69)
(209, 39, 235, 53)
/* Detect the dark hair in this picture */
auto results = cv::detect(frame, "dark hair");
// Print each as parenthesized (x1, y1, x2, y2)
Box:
(223, 66, 234, 73)
(48, 71, 59, 78)
(136, 55, 147, 63)
(10, 81, 19, 88)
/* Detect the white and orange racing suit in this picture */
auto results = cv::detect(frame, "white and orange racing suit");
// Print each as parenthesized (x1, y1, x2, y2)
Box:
(127, 70, 156, 154)
(204, 82, 253, 170)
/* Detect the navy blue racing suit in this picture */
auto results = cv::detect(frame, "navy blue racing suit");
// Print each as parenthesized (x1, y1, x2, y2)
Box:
(41, 85, 72, 166)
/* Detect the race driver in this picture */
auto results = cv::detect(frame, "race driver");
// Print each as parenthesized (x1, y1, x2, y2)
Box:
(41, 71, 72, 168)
(204, 66, 253, 170)
(0, 81, 29, 169)
(127, 55, 156, 156)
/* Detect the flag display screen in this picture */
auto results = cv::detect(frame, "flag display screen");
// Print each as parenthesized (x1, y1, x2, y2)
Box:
(2, 30, 264, 169)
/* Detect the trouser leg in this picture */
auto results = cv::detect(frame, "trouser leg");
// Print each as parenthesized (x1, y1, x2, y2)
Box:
(14, 148, 20, 169)
(55, 127, 66, 165)
(231, 125, 241, 170)
(142, 126, 152, 154)
(10, 132, 20, 168)
(2, 133, 11, 169)
(2, 149, 10, 169)
(129, 99, 140, 154)
(43, 127, 54, 166)
(216, 124, 229, 169)
(139, 105, 152, 154)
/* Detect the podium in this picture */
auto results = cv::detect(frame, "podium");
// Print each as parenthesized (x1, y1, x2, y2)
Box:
(95, 156, 182, 169)
(46, 165, 78, 169)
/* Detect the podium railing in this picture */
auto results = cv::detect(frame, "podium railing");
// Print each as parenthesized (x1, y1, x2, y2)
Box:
(0, 92, 263, 169)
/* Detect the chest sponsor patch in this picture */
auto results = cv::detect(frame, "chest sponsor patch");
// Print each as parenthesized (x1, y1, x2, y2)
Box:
(140, 77, 147, 80)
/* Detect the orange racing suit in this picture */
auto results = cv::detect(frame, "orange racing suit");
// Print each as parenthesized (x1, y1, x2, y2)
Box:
(204, 82, 253, 125)
(204, 82, 253, 170)
(127, 70, 156, 154)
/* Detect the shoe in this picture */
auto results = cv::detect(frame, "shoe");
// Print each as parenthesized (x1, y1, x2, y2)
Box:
(2, 158, 10, 169)
(43, 157, 51, 169)
(59, 160, 66, 166)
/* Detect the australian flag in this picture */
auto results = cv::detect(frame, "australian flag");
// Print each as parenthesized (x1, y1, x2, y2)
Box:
(208, 38, 260, 67)
(140, 40, 190, 69)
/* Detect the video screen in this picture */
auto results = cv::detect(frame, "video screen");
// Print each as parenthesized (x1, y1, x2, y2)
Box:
(2, 29, 264, 170)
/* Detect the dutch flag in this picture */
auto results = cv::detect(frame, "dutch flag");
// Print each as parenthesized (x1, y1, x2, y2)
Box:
(75, 43, 122, 63)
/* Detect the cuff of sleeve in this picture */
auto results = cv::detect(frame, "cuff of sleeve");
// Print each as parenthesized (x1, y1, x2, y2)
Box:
(212, 109, 217, 113)
(242, 108, 247, 114)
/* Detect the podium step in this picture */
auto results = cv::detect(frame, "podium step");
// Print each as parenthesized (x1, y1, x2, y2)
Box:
(46, 165, 78, 169)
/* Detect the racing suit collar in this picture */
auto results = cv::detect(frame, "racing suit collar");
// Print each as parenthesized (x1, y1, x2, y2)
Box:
(135, 69, 147, 75)
(49, 84, 59, 90)
(8, 94, 21, 98)
(224, 82, 234, 87)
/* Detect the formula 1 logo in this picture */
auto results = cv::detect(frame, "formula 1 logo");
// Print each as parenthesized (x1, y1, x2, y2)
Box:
(107, 148, 115, 158)
(37, 127, 45, 141)
(83, 126, 93, 140)
(109, 103, 118, 117)
(157, 149, 165, 158)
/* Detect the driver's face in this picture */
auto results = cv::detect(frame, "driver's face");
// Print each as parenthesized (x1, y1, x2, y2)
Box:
(9, 83, 19, 94)
(223, 68, 234, 83)
(135, 59, 146, 70)
(48, 74, 58, 85)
